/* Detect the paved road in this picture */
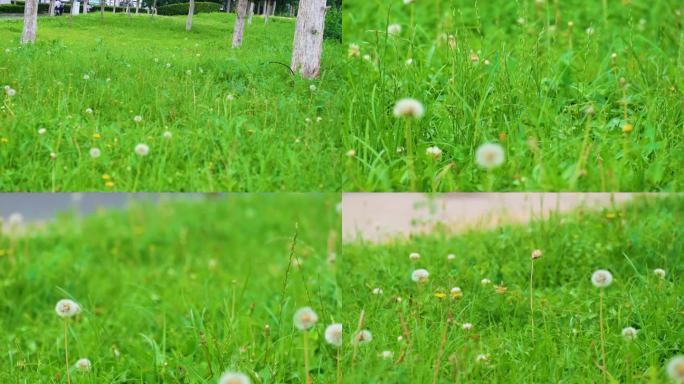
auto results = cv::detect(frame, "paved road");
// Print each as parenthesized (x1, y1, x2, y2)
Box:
(0, 193, 204, 224)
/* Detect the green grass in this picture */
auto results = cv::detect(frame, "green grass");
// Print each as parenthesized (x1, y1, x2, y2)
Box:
(0, 194, 342, 382)
(341, 0, 684, 192)
(0, 13, 343, 192)
(340, 195, 684, 382)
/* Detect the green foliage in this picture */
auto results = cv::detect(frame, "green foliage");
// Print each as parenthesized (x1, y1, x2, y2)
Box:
(324, 5, 341, 42)
(341, 0, 684, 192)
(0, 194, 341, 382)
(340, 195, 684, 382)
(0, 13, 343, 192)
(156, 2, 220, 16)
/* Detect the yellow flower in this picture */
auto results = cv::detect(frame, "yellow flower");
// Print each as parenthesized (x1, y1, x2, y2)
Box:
(622, 123, 633, 133)
(434, 291, 447, 299)
(105, 181, 115, 188)
(1, 137, 8, 144)
(451, 287, 463, 299)
(102, 174, 111, 180)
(93, 133, 102, 139)
(606, 212, 616, 219)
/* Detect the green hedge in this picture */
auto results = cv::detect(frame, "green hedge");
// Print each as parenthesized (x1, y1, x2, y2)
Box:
(61, 4, 130, 13)
(0, 4, 25, 13)
(324, 6, 341, 42)
(157, 2, 219, 16)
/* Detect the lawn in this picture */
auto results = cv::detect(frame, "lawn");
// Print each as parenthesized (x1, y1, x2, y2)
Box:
(339, 195, 684, 382)
(341, 0, 684, 192)
(0, 193, 342, 382)
(0, 13, 343, 192)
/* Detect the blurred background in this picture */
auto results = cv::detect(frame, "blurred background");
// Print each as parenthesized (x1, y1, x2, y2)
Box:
(341, 193, 666, 243)
(0, 193, 206, 227)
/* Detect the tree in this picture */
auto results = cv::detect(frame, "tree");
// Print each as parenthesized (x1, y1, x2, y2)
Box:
(135, 0, 141, 14)
(247, 0, 254, 24)
(231, 0, 249, 48)
(290, 0, 326, 79)
(100, 0, 104, 17)
(263, 0, 270, 23)
(83, 0, 88, 14)
(186, 0, 195, 31)
(21, 0, 38, 44)
(49, 0, 55, 16)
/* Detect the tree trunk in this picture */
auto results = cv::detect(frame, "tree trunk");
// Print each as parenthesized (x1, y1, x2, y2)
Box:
(231, 0, 248, 48)
(126, 1, 130, 19)
(271, 0, 275, 16)
(152, 0, 156, 15)
(247, 1, 253, 24)
(263, 0, 269, 23)
(226, 0, 230, 13)
(186, 0, 194, 31)
(112, 0, 116, 13)
(83, 0, 87, 14)
(99, 0, 103, 17)
(21, 0, 38, 44)
(135, 0, 140, 14)
(49, 0, 55, 15)
(289, 0, 294, 16)
(290, 0, 326, 79)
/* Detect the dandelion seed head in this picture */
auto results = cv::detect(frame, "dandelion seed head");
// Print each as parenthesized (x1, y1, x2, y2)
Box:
(293, 307, 318, 331)
(75, 358, 91, 372)
(621, 327, 638, 341)
(531, 249, 542, 260)
(476, 354, 489, 362)
(346, 149, 356, 158)
(393, 98, 424, 118)
(8, 212, 23, 227)
(372, 287, 383, 295)
(219, 371, 251, 384)
(591, 269, 613, 288)
(55, 299, 80, 318)
(381, 350, 394, 360)
(387, 24, 402, 36)
(405, 58, 413, 66)
(481, 278, 492, 285)
(134, 143, 150, 156)
(83, 74, 90, 80)
(411, 268, 429, 283)
(447, 254, 455, 261)
(89, 148, 101, 158)
(462, 322, 473, 331)
(324, 323, 343, 347)
(348, 43, 360, 58)
(309, 84, 317, 92)
(451, 287, 463, 299)
(475, 143, 505, 169)
(426, 146, 442, 158)
(653, 268, 666, 279)
(163, 131, 173, 140)
(352, 329, 373, 345)
(409, 252, 420, 261)
(85, 108, 93, 114)
(667, 356, 684, 382)
(133, 115, 143, 123)
(38, 128, 46, 135)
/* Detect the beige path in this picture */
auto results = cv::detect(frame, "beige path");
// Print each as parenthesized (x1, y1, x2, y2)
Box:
(342, 193, 655, 244)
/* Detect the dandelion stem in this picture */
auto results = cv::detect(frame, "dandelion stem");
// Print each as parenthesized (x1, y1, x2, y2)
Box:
(336, 346, 342, 384)
(303, 330, 312, 384)
(64, 319, 71, 384)
(432, 311, 451, 384)
(530, 260, 535, 343)
(599, 287, 607, 384)
(404, 119, 416, 191)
